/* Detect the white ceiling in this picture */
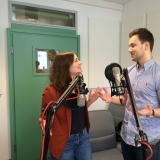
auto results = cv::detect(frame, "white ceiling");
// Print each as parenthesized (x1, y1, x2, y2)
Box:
(102, 0, 133, 4)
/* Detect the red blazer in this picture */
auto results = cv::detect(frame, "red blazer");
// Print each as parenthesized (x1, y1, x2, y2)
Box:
(41, 85, 90, 159)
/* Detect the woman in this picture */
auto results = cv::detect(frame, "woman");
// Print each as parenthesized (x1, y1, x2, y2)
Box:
(40, 51, 101, 160)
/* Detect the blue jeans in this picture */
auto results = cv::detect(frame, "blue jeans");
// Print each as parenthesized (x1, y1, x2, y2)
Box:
(50, 128, 92, 160)
(121, 139, 160, 160)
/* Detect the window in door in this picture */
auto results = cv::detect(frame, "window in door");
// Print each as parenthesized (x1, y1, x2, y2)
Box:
(35, 49, 60, 74)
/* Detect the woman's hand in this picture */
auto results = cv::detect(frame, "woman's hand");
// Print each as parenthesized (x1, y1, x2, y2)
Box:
(39, 118, 45, 130)
(39, 118, 52, 136)
(87, 87, 102, 107)
(138, 104, 152, 116)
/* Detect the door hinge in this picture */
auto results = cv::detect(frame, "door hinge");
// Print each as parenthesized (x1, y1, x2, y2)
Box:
(14, 144, 17, 152)
(11, 47, 14, 54)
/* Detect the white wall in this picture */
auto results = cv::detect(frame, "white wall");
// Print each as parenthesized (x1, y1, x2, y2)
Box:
(88, 17, 120, 88)
(64, 0, 123, 10)
(0, 0, 122, 159)
(147, 8, 160, 62)
(123, 0, 160, 20)
(0, 0, 10, 160)
(120, 0, 160, 68)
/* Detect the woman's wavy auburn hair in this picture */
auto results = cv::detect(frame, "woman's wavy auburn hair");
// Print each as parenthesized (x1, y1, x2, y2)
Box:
(49, 51, 75, 95)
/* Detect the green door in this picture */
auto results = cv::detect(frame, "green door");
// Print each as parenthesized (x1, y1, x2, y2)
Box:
(8, 28, 80, 160)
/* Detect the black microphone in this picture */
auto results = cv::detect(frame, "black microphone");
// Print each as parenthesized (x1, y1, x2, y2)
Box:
(104, 63, 123, 104)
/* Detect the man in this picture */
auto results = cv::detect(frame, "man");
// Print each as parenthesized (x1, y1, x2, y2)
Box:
(48, 50, 57, 62)
(99, 28, 160, 160)
(48, 50, 57, 72)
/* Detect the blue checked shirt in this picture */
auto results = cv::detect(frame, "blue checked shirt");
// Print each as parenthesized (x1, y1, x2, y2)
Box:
(121, 58, 160, 146)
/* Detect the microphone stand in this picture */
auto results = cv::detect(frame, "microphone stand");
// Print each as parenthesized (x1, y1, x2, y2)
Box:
(40, 74, 83, 160)
(123, 68, 149, 160)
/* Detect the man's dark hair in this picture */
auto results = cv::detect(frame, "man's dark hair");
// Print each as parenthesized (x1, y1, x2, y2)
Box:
(48, 50, 57, 56)
(129, 28, 154, 51)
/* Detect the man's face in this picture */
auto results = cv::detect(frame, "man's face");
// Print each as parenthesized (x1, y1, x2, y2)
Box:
(128, 35, 146, 62)
(48, 52, 53, 61)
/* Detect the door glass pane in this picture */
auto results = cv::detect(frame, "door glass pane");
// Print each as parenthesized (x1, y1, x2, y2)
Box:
(35, 49, 59, 74)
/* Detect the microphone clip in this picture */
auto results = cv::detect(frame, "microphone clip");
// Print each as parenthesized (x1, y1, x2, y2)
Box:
(76, 83, 89, 95)
(76, 74, 89, 95)
(80, 83, 89, 95)
(109, 81, 124, 97)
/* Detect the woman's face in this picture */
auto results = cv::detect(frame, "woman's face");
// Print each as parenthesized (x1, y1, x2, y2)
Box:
(69, 54, 82, 78)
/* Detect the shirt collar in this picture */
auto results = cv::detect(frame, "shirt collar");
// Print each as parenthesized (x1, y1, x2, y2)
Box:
(136, 58, 154, 71)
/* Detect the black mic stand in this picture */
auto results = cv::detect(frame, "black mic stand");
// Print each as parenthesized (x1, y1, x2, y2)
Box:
(123, 68, 149, 160)
(40, 74, 84, 160)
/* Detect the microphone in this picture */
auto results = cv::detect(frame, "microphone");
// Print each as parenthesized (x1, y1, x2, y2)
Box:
(77, 93, 85, 107)
(112, 67, 123, 104)
(77, 74, 89, 107)
(104, 63, 123, 104)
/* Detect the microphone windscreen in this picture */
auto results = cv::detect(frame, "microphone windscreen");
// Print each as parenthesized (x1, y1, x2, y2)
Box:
(104, 63, 122, 82)
(112, 67, 120, 75)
